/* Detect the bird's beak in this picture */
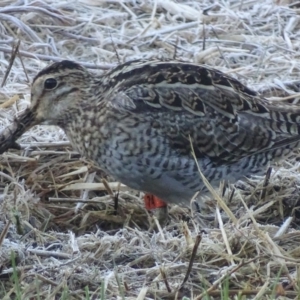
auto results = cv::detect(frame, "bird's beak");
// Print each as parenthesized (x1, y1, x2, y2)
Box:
(0, 108, 38, 154)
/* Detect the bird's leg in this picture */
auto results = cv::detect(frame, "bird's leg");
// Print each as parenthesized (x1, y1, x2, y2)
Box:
(144, 193, 169, 224)
(144, 194, 168, 210)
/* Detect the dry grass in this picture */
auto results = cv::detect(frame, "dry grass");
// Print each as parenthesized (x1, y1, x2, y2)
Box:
(1, 0, 300, 299)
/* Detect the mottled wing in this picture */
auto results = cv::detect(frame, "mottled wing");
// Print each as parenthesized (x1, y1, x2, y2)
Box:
(106, 60, 300, 164)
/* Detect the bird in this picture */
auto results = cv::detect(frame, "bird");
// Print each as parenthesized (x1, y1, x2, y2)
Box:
(1, 59, 300, 209)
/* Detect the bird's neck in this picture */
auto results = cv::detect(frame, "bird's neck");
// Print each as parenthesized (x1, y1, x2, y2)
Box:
(59, 100, 107, 160)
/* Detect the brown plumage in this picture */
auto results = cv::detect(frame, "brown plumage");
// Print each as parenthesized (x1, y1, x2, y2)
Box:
(1, 59, 300, 205)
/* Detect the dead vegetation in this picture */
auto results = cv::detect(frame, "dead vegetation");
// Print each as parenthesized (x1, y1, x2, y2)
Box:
(1, 0, 300, 299)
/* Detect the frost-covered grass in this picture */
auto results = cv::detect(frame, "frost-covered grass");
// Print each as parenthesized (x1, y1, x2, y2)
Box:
(1, 0, 300, 299)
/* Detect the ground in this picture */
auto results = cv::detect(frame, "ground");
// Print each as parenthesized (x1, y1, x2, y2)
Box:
(1, 0, 300, 299)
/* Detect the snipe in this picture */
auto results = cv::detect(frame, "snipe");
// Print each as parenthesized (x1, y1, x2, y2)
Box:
(1, 59, 300, 208)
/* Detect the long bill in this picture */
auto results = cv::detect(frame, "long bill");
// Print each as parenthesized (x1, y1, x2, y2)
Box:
(0, 108, 37, 154)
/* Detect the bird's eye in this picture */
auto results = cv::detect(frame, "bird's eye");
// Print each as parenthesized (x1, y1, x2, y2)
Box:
(44, 78, 58, 90)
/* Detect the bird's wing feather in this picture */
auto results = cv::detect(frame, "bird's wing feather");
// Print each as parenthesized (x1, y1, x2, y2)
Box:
(106, 61, 300, 164)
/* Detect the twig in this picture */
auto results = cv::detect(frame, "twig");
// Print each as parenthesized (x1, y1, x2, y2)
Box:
(179, 234, 202, 290)
(260, 167, 272, 200)
(160, 266, 172, 293)
(1, 40, 20, 87)
(0, 221, 11, 248)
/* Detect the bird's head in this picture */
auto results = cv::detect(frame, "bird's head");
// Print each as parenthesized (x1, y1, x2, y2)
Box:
(0, 60, 92, 153)
(30, 60, 91, 125)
